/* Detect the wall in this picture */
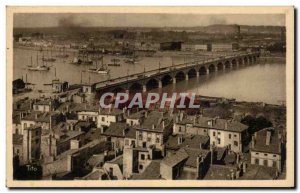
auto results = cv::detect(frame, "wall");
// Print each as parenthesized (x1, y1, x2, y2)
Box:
(251, 151, 281, 172)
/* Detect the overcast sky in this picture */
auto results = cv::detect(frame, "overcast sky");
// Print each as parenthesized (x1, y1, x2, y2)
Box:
(13, 13, 285, 28)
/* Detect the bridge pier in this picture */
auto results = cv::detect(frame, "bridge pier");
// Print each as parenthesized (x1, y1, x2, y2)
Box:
(142, 85, 147, 92)
(206, 69, 209, 75)
(185, 74, 189, 80)
(158, 80, 162, 88)
(196, 72, 199, 77)
(173, 77, 176, 84)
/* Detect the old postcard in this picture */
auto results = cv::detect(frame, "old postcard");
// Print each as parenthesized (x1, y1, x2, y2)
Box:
(6, 6, 294, 188)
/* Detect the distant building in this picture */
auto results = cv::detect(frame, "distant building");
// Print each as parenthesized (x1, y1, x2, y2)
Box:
(52, 79, 69, 93)
(160, 41, 182, 51)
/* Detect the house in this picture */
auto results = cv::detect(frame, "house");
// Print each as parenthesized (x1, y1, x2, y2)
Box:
(52, 79, 69, 93)
(21, 112, 64, 133)
(173, 114, 248, 153)
(125, 109, 147, 126)
(97, 108, 124, 128)
(101, 122, 135, 152)
(13, 134, 23, 160)
(33, 98, 59, 112)
(131, 160, 161, 180)
(123, 145, 159, 178)
(250, 127, 283, 173)
(40, 128, 85, 159)
(103, 155, 124, 180)
(135, 111, 173, 152)
(160, 149, 189, 180)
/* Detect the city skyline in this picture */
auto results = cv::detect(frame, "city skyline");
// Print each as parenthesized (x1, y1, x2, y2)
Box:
(14, 13, 285, 28)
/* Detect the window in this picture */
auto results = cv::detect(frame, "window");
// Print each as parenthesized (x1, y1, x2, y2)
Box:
(229, 134, 231, 139)
(217, 132, 220, 135)
(272, 161, 277, 167)
(204, 129, 207, 133)
(217, 138, 221, 145)
(234, 134, 237, 137)
(263, 160, 268, 166)
(213, 131, 216, 136)
(255, 158, 259, 164)
(179, 127, 182, 132)
(24, 123, 27, 128)
(131, 120, 134, 126)
(35, 130, 39, 136)
(139, 165, 143, 170)
(234, 141, 238, 146)
(142, 142, 146, 148)
(264, 153, 268, 156)
(273, 155, 277, 158)
(156, 137, 160, 143)
(256, 153, 259, 155)
(102, 117, 105, 122)
(139, 133, 143, 140)
(141, 154, 145, 160)
(125, 139, 129, 146)
(35, 139, 39, 144)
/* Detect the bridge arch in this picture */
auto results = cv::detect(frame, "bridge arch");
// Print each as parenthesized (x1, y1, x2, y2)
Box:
(161, 74, 173, 86)
(111, 87, 126, 94)
(224, 60, 231, 69)
(175, 71, 186, 82)
(244, 57, 248, 65)
(208, 64, 216, 73)
(187, 68, 197, 78)
(217, 62, 224, 71)
(248, 56, 253, 65)
(231, 59, 237, 68)
(238, 58, 243, 66)
(146, 78, 159, 91)
(129, 82, 143, 93)
(199, 66, 207, 75)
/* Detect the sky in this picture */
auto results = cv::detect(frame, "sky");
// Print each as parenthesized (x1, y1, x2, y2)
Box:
(13, 13, 285, 28)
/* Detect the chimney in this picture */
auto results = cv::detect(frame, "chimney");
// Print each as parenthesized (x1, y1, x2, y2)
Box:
(152, 124, 155, 130)
(162, 120, 165, 128)
(180, 112, 183, 121)
(251, 135, 255, 148)
(266, 130, 271, 146)
(196, 155, 204, 179)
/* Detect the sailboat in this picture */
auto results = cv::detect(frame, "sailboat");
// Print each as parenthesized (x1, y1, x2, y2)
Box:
(124, 50, 139, 64)
(42, 48, 56, 62)
(88, 56, 110, 74)
(28, 53, 50, 71)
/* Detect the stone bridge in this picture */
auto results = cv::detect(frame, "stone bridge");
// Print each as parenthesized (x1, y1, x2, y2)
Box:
(94, 52, 260, 94)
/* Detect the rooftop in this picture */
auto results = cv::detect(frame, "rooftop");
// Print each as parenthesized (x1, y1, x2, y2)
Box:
(102, 122, 132, 138)
(165, 134, 209, 150)
(161, 149, 189, 167)
(136, 111, 173, 133)
(176, 115, 248, 133)
(251, 127, 282, 154)
(132, 160, 161, 180)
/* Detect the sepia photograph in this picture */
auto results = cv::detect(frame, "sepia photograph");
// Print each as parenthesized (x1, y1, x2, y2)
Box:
(6, 6, 294, 188)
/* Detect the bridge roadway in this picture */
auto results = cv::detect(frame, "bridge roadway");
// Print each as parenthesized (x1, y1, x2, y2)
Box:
(94, 51, 260, 93)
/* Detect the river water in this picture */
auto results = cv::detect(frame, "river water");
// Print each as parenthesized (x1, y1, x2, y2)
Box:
(13, 48, 286, 104)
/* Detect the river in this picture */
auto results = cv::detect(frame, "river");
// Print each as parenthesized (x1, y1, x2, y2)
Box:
(13, 48, 286, 105)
